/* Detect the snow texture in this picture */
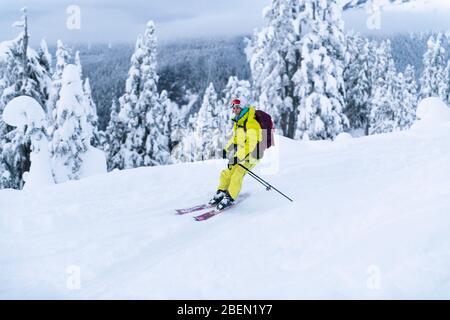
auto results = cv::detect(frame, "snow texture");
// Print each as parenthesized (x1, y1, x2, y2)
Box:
(412, 97, 450, 129)
(2, 96, 46, 128)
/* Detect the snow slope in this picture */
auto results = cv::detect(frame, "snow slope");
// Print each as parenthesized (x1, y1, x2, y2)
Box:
(1, 122, 450, 299)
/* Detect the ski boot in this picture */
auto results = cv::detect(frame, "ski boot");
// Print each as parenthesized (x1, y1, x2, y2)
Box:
(216, 191, 234, 211)
(208, 190, 227, 205)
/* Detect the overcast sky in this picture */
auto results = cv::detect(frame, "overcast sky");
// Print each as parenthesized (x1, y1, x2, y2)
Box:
(0, 0, 449, 46)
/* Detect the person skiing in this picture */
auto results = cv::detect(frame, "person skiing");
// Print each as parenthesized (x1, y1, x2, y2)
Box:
(209, 99, 263, 210)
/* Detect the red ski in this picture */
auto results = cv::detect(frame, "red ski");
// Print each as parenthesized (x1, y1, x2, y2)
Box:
(175, 203, 214, 215)
(193, 205, 235, 221)
(193, 193, 250, 221)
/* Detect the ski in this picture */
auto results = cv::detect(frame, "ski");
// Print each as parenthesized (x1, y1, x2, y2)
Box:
(193, 204, 235, 221)
(175, 203, 214, 215)
(193, 193, 250, 221)
(177, 193, 250, 219)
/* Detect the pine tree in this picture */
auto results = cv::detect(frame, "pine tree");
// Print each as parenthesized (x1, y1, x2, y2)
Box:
(159, 90, 182, 152)
(294, 0, 349, 140)
(420, 33, 446, 100)
(343, 34, 376, 135)
(440, 61, 450, 106)
(112, 21, 170, 169)
(50, 64, 89, 183)
(0, 8, 51, 189)
(47, 40, 71, 125)
(175, 83, 221, 162)
(37, 39, 52, 76)
(246, 0, 309, 138)
(193, 83, 222, 161)
(83, 78, 100, 147)
(105, 99, 126, 170)
(395, 65, 418, 130)
(369, 56, 397, 135)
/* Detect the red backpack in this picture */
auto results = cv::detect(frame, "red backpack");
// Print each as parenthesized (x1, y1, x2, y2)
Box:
(248, 109, 275, 159)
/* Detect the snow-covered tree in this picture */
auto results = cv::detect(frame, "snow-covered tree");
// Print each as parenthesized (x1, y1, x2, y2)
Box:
(369, 55, 397, 135)
(344, 34, 376, 135)
(193, 83, 222, 161)
(175, 83, 222, 162)
(83, 78, 100, 147)
(2, 96, 54, 190)
(47, 40, 71, 124)
(0, 8, 51, 189)
(109, 21, 170, 169)
(395, 64, 418, 130)
(50, 64, 90, 183)
(440, 61, 450, 106)
(37, 39, 52, 76)
(294, 0, 349, 140)
(420, 33, 446, 100)
(159, 90, 183, 152)
(75, 51, 82, 78)
(169, 92, 197, 162)
(105, 99, 126, 170)
(246, 0, 309, 138)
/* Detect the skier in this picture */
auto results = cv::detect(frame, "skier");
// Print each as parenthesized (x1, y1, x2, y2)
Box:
(209, 99, 263, 210)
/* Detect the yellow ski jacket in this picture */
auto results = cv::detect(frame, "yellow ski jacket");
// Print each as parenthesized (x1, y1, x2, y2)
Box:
(224, 106, 262, 162)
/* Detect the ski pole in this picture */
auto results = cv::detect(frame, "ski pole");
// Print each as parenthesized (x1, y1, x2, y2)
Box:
(238, 164, 294, 202)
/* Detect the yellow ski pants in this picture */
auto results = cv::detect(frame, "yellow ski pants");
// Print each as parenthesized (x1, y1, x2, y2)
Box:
(217, 161, 258, 200)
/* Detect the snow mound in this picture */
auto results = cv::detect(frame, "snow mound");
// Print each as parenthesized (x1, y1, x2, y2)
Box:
(413, 97, 450, 129)
(79, 146, 107, 179)
(2, 96, 46, 128)
(24, 139, 54, 191)
(334, 132, 352, 142)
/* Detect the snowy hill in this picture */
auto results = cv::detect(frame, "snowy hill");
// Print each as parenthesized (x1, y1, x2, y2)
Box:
(1, 119, 450, 299)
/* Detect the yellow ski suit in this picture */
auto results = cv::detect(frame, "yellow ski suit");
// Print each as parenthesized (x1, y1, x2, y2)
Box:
(218, 106, 262, 200)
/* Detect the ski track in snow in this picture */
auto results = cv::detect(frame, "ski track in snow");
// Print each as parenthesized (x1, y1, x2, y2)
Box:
(1, 123, 450, 299)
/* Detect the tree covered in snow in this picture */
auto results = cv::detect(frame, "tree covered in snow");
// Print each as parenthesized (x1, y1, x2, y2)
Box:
(369, 41, 397, 135)
(420, 33, 446, 100)
(343, 34, 377, 135)
(50, 64, 90, 183)
(47, 40, 71, 125)
(2, 95, 54, 190)
(394, 64, 418, 130)
(440, 61, 450, 106)
(105, 99, 126, 171)
(83, 78, 100, 147)
(37, 39, 52, 77)
(174, 83, 222, 162)
(0, 8, 51, 189)
(294, 0, 349, 140)
(159, 90, 183, 152)
(247, 0, 348, 140)
(108, 21, 171, 169)
(246, 0, 309, 138)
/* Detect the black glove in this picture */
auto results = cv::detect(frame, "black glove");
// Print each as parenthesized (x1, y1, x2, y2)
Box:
(222, 149, 227, 159)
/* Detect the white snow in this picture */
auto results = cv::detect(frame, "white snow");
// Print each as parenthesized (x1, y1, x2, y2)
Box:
(2, 96, 46, 129)
(23, 138, 54, 191)
(1, 117, 450, 299)
(412, 97, 450, 129)
(2, 96, 54, 190)
(334, 132, 352, 142)
(79, 146, 107, 179)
